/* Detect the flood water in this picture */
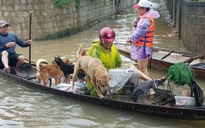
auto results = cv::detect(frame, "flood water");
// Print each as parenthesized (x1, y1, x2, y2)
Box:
(1, 0, 205, 127)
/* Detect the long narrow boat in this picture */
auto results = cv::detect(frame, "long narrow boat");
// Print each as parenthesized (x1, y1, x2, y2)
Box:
(1, 61, 205, 120)
(115, 43, 205, 79)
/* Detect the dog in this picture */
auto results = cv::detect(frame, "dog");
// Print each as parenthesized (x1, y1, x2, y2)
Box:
(53, 56, 86, 82)
(76, 44, 87, 59)
(54, 56, 86, 84)
(72, 56, 110, 99)
(64, 59, 73, 64)
(36, 59, 63, 86)
(52, 58, 73, 65)
(54, 56, 75, 84)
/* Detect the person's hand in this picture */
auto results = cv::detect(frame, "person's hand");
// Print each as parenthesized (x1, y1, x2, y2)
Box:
(126, 37, 132, 44)
(6, 42, 16, 48)
(27, 39, 32, 45)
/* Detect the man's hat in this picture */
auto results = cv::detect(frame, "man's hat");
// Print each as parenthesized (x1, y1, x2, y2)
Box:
(0, 20, 10, 27)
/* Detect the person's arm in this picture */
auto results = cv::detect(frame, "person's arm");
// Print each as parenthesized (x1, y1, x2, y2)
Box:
(0, 43, 8, 51)
(130, 18, 151, 42)
(14, 34, 30, 47)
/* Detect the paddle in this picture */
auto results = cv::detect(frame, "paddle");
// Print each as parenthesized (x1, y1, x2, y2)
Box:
(28, 12, 32, 64)
(161, 50, 174, 60)
(114, 43, 130, 46)
(182, 54, 205, 65)
(24, 58, 35, 64)
(149, 54, 152, 70)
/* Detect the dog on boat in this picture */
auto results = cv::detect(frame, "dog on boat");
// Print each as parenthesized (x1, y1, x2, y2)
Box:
(72, 49, 110, 99)
(76, 44, 87, 59)
(36, 59, 63, 86)
(54, 56, 75, 84)
(52, 58, 73, 65)
(54, 56, 86, 84)
(53, 56, 86, 84)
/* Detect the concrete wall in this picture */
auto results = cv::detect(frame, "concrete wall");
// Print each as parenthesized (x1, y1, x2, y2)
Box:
(181, 0, 205, 54)
(164, 0, 205, 54)
(0, 0, 135, 40)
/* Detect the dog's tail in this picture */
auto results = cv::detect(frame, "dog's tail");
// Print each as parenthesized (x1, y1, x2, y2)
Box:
(76, 44, 87, 59)
(36, 59, 48, 71)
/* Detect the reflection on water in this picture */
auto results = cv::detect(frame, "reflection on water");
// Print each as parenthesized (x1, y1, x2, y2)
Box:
(2, 0, 205, 127)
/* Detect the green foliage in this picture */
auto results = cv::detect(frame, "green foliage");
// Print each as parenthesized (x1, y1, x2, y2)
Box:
(75, 0, 80, 11)
(53, 0, 107, 10)
(53, 0, 71, 8)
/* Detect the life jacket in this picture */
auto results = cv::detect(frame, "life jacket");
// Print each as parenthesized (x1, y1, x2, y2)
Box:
(133, 18, 155, 47)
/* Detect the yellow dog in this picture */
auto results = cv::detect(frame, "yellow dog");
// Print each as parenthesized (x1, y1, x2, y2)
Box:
(72, 56, 109, 99)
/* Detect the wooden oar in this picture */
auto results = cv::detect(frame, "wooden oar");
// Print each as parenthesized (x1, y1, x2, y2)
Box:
(149, 54, 152, 70)
(161, 50, 174, 60)
(182, 54, 205, 65)
(114, 43, 130, 46)
(28, 12, 32, 64)
(25, 58, 35, 64)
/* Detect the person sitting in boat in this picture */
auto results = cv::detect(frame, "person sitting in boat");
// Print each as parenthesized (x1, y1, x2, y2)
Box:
(87, 27, 152, 96)
(0, 20, 32, 75)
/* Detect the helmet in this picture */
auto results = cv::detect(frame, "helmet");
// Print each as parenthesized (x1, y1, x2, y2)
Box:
(99, 27, 115, 43)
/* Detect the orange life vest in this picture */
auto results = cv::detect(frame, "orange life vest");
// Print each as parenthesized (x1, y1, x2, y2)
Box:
(133, 18, 155, 47)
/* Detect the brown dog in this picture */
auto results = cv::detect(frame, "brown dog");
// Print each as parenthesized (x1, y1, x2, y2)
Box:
(36, 59, 63, 86)
(76, 44, 87, 59)
(72, 56, 110, 99)
(52, 58, 73, 65)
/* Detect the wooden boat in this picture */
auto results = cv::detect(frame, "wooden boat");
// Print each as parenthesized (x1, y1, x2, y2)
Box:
(1, 61, 205, 120)
(115, 43, 205, 79)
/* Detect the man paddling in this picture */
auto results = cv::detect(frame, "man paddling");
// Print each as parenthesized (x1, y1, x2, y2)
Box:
(0, 20, 32, 75)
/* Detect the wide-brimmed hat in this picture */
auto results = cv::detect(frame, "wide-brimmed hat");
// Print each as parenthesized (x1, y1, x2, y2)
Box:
(0, 20, 10, 27)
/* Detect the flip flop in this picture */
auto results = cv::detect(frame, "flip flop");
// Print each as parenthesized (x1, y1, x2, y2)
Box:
(3, 66, 10, 73)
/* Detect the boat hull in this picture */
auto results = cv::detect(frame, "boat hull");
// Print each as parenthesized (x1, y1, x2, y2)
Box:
(1, 64, 205, 120)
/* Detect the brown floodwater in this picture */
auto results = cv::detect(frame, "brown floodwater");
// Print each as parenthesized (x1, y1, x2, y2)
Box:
(1, 0, 205, 127)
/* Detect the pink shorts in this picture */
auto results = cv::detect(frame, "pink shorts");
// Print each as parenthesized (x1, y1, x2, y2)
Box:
(130, 44, 153, 60)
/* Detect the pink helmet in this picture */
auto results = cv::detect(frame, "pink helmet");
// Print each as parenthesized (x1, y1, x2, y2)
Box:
(99, 27, 115, 43)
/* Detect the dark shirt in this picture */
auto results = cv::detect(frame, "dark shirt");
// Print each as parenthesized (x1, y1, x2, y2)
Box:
(0, 32, 29, 54)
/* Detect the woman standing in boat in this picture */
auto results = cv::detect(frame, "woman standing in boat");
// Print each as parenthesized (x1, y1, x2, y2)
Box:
(127, 0, 160, 77)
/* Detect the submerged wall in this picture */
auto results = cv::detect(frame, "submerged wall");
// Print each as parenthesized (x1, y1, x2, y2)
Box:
(0, 0, 136, 40)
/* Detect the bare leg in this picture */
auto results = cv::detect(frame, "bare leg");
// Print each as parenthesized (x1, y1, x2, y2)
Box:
(137, 69, 152, 81)
(128, 63, 151, 81)
(1, 51, 10, 73)
(15, 55, 24, 76)
(137, 58, 149, 77)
